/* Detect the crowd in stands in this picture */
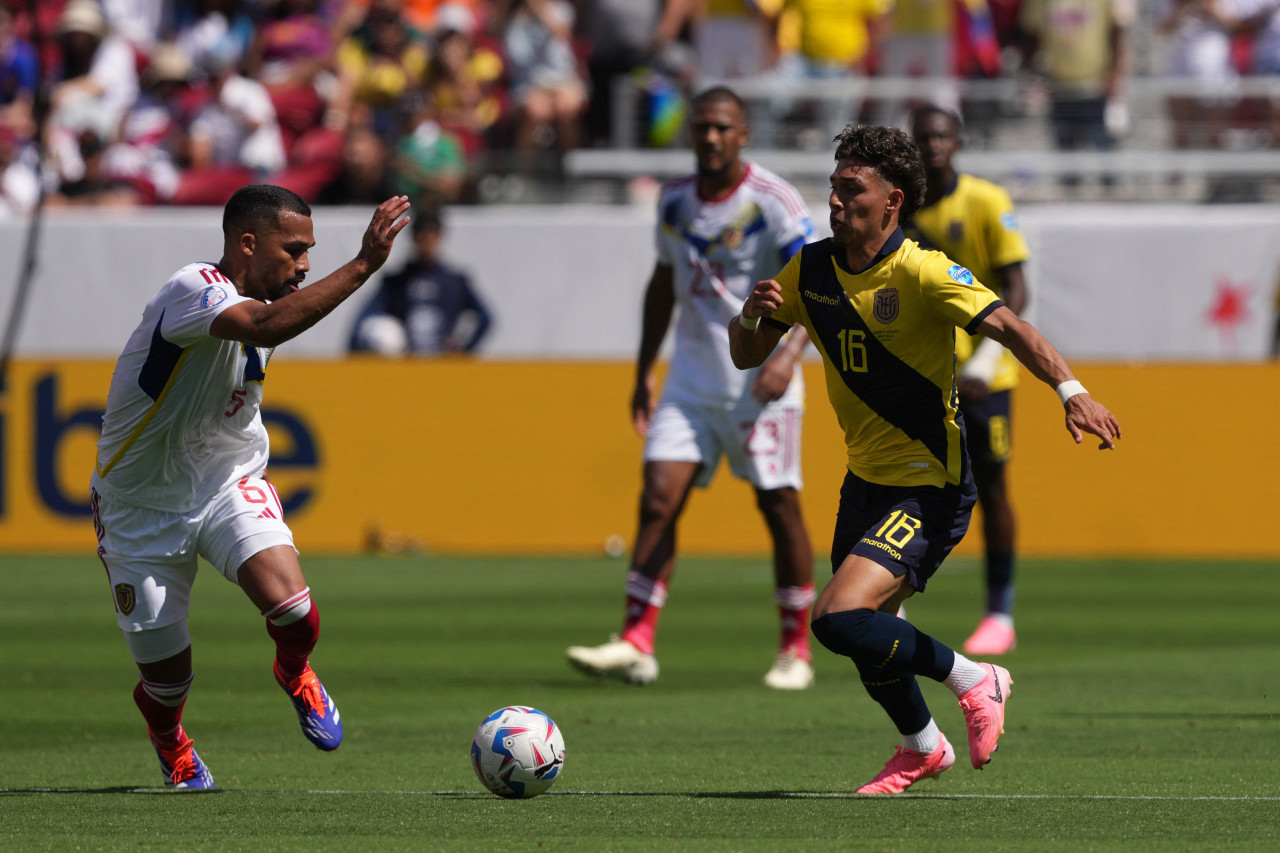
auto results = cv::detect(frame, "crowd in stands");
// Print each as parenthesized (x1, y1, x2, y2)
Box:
(2, 0, 1280, 215)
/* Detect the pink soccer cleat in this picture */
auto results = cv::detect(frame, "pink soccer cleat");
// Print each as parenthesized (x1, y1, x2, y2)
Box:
(957, 663, 1013, 769)
(855, 734, 955, 794)
(962, 616, 1017, 656)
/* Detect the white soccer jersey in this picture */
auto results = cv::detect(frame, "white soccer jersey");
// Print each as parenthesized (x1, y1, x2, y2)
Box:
(654, 162, 813, 406)
(91, 262, 273, 513)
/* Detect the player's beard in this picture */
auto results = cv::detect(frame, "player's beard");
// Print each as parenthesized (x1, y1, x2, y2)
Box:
(268, 278, 301, 301)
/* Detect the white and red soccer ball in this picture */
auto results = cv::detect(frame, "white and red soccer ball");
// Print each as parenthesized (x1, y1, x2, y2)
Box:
(470, 706, 565, 799)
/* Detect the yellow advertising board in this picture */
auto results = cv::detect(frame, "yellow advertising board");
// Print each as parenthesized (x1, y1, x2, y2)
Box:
(3, 359, 1279, 558)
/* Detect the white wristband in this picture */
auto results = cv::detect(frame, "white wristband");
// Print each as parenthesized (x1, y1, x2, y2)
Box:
(1056, 380, 1087, 405)
(739, 312, 760, 330)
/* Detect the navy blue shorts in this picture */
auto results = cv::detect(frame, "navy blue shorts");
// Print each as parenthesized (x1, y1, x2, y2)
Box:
(830, 469, 977, 593)
(961, 389, 1012, 474)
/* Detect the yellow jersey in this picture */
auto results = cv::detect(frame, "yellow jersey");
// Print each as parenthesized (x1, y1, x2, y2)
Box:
(767, 232, 1002, 488)
(905, 173, 1029, 392)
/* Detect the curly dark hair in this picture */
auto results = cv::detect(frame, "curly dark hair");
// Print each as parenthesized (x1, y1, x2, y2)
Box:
(832, 124, 927, 222)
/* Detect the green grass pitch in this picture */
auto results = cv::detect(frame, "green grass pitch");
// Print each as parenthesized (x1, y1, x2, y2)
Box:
(2, 553, 1278, 851)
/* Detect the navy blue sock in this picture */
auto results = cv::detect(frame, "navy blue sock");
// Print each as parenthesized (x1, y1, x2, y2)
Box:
(853, 659, 932, 736)
(811, 609, 957, 681)
(985, 551, 1015, 615)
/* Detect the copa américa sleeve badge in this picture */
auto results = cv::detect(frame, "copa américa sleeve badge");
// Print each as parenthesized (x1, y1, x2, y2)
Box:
(200, 285, 228, 309)
(947, 264, 975, 286)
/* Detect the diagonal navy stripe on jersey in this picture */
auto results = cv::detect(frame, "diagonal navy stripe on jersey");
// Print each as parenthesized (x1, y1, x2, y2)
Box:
(137, 310, 186, 402)
(798, 240, 953, 468)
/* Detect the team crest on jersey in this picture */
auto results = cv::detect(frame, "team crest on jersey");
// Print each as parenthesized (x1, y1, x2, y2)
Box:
(1000, 211, 1019, 233)
(114, 583, 136, 615)
(873, 288, 899, 323)
(721, 225, 744, 250)
(948, 220, 964, 241)
(200, 285, 228, 309)
(947, 265, 975, 286)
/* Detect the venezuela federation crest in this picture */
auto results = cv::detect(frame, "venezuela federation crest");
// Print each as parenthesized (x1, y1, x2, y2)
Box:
(115, 583, 136, 615)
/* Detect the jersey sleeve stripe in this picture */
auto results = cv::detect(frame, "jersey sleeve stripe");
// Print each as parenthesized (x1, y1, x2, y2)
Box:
(746, 172, 809, 218)
(964, 299, 1005, 335)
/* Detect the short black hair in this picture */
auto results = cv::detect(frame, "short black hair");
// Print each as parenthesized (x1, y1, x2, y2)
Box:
(222, 184, 311, 239)
(910, 104, 963, 135)
(831, 124, 927, 222)
(412, 205, 443, 236)
(691, 85, 747, 120)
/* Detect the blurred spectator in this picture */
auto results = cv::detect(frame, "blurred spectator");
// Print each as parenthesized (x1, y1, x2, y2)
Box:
(349, 206, 493, 356)
(45, 128, 148, 206)
(99, 41, 198, 204)
(47, 0, 141, 193)
(1247, 2, 1280, 149)
(101, 0, 168, 56)
(697, 0, 779, 79)
(316, 123, 400, 202)
(422, 3, 506, 155)
(873, 0, 962, 127)
(494, 0, 588, 165)
(1157, 0, 1251, 151)
(578, 0, 697, 147)
(393, 107, 467, 203)
(952, 0, 1008, 146)
(1251, 1, 1280, 75)
(1020, 0, 1134, 187)
(169, 0, 257, 82)
(0, 5, 38, 144)
(333, 0, 488, 38)
(245, 0, 335, 151)
(329, 0, 429, 135)
(771, 0, 890, 142)
(0, 127, 40, 217)
(172, 47, 286, 204)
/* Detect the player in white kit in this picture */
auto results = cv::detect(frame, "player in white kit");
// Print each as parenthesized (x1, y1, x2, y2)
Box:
(566, 87, 819, 690)
(90, 186, 410, 789)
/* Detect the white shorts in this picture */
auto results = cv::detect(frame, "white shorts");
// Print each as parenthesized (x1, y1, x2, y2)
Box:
(644, 397, 803, 491)
(90, 476, 296, 634)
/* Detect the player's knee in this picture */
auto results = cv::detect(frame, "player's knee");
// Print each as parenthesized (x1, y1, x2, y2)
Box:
(810, 608, 877, 658)
(753, 486, 798, 518)
(123, 621, 192, 667)
(637, 489, 683, 527)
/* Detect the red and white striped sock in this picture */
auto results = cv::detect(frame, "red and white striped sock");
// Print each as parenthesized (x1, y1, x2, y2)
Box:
(263, 587, 319, 680)
(134, 674, 193, 746)
(619, 571, 668, 656)
(775, 583, 815, 661)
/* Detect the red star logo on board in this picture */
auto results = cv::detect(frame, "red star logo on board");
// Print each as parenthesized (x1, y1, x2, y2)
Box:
(1204, 276, 1253, 347)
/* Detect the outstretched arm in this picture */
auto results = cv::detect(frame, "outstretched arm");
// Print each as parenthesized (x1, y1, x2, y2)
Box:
(977, 305, 1122, 449)
(729, 278, 788, 370)
(212, 196, 411, 348)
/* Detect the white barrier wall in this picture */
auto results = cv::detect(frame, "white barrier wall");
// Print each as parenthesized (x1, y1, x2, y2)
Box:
(2, 203, 1278, 360)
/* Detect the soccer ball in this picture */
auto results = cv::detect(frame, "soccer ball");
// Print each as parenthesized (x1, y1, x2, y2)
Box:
(470, 706, 565, 799)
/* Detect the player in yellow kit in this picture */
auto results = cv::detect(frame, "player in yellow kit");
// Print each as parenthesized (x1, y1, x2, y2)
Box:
(908, 106, 1028, 655)
(728, 123, 1120, 794)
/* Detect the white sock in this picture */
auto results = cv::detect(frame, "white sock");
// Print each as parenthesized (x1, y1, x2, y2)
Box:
(902, 718, 941, 754)
(986, 612, 1015, 628)
(943, 654, 988, 696)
